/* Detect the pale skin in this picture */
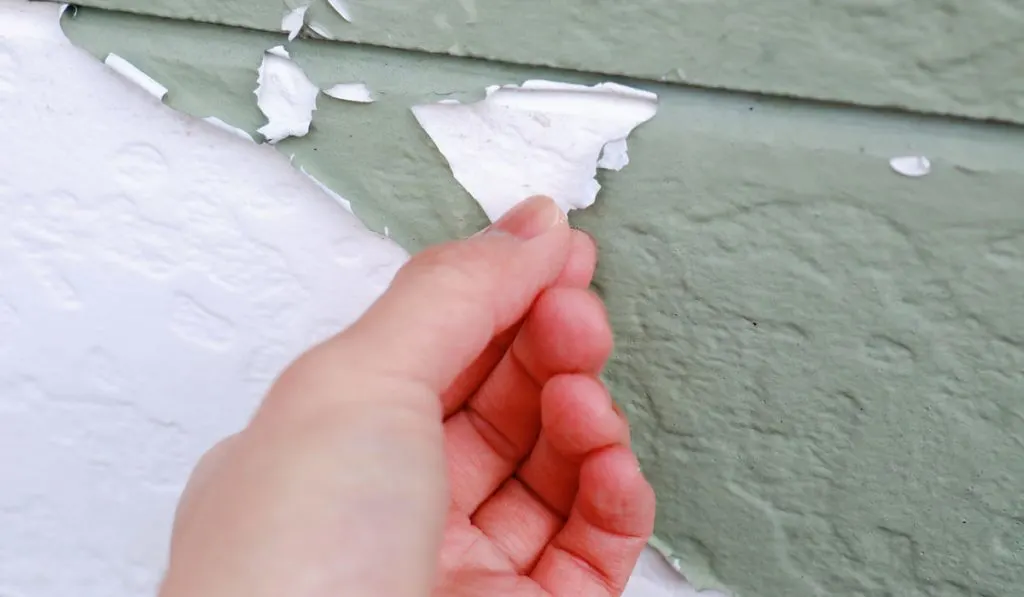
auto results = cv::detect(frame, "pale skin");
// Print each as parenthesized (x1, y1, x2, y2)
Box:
(159, 196, 656, 597)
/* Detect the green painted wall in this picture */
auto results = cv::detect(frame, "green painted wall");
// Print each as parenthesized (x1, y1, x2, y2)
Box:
(61, 0, 1024, 124)
(63, 6, 1024, 597)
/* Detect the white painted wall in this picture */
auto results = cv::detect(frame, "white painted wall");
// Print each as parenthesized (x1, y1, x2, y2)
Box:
(0, 3, 709, 595)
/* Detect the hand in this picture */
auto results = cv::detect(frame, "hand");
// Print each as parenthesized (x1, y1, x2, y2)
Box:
(159, 196, 655, 597)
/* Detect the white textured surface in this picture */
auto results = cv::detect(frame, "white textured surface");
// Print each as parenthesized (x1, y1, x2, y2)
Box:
(0, 3, 704, 596)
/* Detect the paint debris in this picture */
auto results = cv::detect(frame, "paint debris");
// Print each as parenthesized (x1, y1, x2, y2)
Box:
(890, 155, 932, 177)
(411, 80, 658, 221)
(326, 0, 352, 21)
(324, 83, 374, 103)
(103, 53, 168, 101)
(254, 47, 319, 143)
(202, 117, 255, 142)
(299, 166, 353, 213)
(281, 5, 309, 41)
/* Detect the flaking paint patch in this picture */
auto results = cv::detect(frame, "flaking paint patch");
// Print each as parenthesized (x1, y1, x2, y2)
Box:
(412, 80, 658, 221)
(254, 46, 319, 143)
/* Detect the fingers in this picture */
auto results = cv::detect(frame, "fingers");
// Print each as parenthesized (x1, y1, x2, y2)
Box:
(556, 230, 598, 289)
(440, 230, 597, 415)
(469, 374, 628, 573)
(530, 446, 656, 596)
(444, 288, 611, 514)
(324, 196, 572, 397)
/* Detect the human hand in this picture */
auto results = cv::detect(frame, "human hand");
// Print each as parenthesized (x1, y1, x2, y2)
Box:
(159, 196, 655, 597)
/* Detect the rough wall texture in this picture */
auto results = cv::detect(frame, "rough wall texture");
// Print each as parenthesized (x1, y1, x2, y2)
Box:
(60, 8, 1024, 597)
(0, 5, 706, 597)
(58, 0, 1024, 124)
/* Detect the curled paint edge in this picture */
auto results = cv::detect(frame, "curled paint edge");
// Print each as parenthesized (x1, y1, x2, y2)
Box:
(202, 117, 255, 142)
(307, 21, 334, 39)
(326, 0, 353, 21)
(484, 81, 659, 120)
(487, 80, 658, 101)
(299, 166, 353, 213)
(281, 5, 309, 41)
(103, 53, 168, 101)
(324, 83, 375, 103)
(890, 155, 931, 177)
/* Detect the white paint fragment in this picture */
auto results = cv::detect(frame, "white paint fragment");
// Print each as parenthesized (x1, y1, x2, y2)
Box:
(202, 117, 255, 142)
(299, 166, 353, 213)
(103, 53, 168, 101)
(324, 83, 374, 103)
(411, 80, 658, 221)
(890, 155, 932, 177)
(326, 0, 352, 21)
(281, 5, 309, 41)
(254, 49, 319, 144)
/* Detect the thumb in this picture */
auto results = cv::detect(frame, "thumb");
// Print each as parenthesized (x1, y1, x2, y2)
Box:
(333, 195, 573, 394)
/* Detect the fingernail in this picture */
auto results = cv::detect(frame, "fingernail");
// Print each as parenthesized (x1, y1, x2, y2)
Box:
(487, 196, 566, 239)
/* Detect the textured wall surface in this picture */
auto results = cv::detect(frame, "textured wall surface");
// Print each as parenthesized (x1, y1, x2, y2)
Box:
(0, 4, 707, 597)
(55, 0, 1024, 123)
(55, 6, 1024, 597)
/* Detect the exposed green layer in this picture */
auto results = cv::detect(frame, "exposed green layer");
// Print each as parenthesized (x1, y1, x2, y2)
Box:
(57, 0, 1024, 124)
(64, 8, 1024, 597)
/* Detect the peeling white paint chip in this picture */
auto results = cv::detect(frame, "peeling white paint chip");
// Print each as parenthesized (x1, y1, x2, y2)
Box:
(411, 80, 658, 221)
(255, 46, 319, 143)
(281, 5, 309, 41)
(327, 0, 352, 21)
(324, 83, 375, 103)
(890, 155, 932, 177)
(103, 53, 168, 101)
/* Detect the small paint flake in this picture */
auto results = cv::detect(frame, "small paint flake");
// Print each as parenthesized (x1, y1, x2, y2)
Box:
(890, 155, 932, 177)
(254, 49, 319, 143)
(281, 5, 309, 41)
(324, 83, 374, 103)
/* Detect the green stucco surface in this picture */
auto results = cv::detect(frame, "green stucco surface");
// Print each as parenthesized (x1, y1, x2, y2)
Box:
(63, 7, 1024, 597)
(58, 0, 1024, 124)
